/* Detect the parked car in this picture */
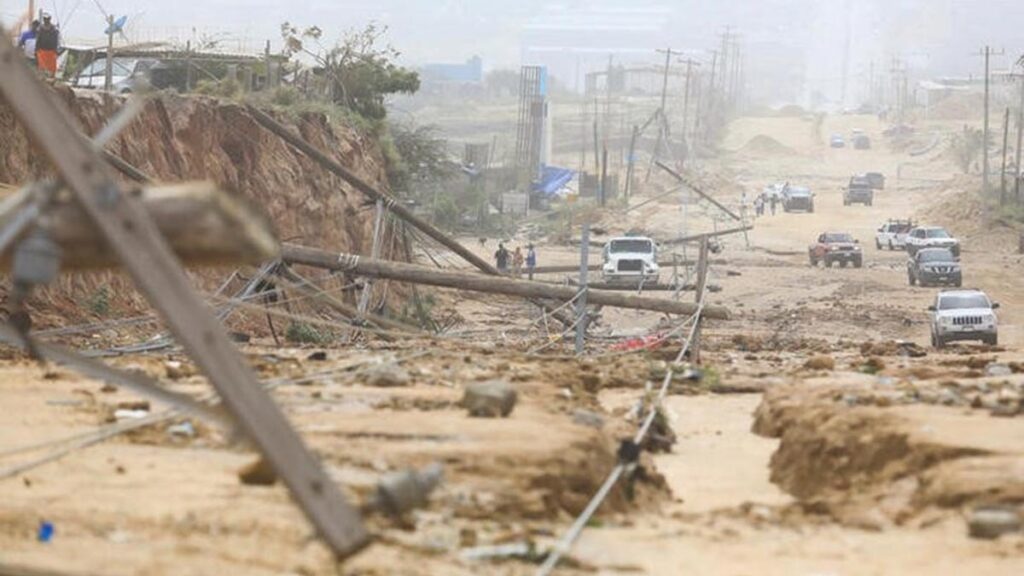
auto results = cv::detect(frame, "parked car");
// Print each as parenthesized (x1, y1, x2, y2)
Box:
(71, 56, 190, 93)
(809, 232, 863, 268)
(875, 219, 916, 250)
(830, 134, 846, 148)
(601, 236, 660, 284)
(782, 186, 815, 213)
(929, 289, 999, 347)
(905, 226, 960, 257)
(853, 134, 872, 149)
(908, 248, 961, 287)
(72, 57, 158, 92)
(864, 172, 886, 189)
(843, 176, 874, 206)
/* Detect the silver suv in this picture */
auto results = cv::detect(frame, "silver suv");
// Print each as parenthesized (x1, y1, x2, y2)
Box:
(929, 289, 999, 348)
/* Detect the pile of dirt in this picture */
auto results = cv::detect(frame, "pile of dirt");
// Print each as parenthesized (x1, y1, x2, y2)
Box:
(737, 135, 798, 157)
(753, 382, 1024, 528)
(0, 87, 395, 331)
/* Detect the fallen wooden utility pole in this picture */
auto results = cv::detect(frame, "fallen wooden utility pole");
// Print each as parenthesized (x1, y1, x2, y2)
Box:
(0, 30, 368, 557)
(660, 225, 754, 247)
(247, 105, 573, 326)
(654, 160, 742, 221)
(529, 258, 727, 275)
(0, 181, 278, 269)
(248, 106, 494, 273)
(281, 244, 731, 320)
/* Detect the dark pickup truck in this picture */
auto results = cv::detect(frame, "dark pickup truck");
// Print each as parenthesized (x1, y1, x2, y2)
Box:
(908, 247, 961, 287)
(809, 232, 864, 268)
(843, 176, 874, 206)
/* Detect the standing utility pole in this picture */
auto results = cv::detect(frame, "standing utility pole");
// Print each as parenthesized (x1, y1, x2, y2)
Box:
(104, 15, 115, 91)
(1015, 66, 1024, 201)
(979, 46, 1005, 195)
(1001, 107, 1010, 204)
(575, 224, 590, 356)
(679, 58, 702, 147)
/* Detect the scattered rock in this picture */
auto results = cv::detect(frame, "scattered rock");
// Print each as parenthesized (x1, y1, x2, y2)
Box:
(804, 355, 835, 371)
(989, 404, 1022, 418)
(571, 409, 605, 429)
(985, 363, 1013, 377)
(164, 360, 189, 380)
(462, 380, 517, 418)
(967, 505, 1022, 540)
(116, 400, 151, 412)
(238, 457, 277, 486)
(364, 364, 412, 388)
(167, 421, 196, 438)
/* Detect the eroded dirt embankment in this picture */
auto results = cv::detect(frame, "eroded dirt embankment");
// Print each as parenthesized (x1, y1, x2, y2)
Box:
(0, 88, 393, 327)
(753, 381, 1024, 527)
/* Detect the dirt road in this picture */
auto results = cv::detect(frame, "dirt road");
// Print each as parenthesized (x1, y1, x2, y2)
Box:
(564, 113, 1024, 574)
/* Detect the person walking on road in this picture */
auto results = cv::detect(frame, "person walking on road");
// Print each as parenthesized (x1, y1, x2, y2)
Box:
(494, 243, 510, 274)
(512, 246, 525, 278)
(35, 14, 59, 76)
(525, 244, 537, 280)
(769, 194, 778, 216)
(18, 20, 39, 68)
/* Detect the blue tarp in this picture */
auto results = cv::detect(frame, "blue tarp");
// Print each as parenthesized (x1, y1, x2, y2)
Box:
(533, 165, 575, 196)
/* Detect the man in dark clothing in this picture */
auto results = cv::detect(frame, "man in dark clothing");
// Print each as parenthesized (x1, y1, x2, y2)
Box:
(494, 243, 510, 273)
(35, 14, 59, 76)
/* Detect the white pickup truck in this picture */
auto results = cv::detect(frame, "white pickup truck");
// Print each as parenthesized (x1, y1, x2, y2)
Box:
(875, 219, 916, 250)
(601, 236, 660, 284)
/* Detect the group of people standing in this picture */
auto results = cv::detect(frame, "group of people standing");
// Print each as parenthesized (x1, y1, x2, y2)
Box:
(494, 243, 538, 279)
(17, 13, 60, 76)
(751, 191, 780, 217)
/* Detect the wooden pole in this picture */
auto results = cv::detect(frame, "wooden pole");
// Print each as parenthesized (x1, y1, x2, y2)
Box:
(624, 125, 639, 200)
(575, 224, 590, 355)
(659, 225, 753, 246)
(0, 28, 369, 557)
(655, 160, 743, 221)
(0, 182, 278, 269)
(280, 244, 731, 320)
(1001, 107, 1010, 205)
(692, 237, 710, 364)
(983, 46, 991, 195)
(1016, 73, 1024, 201)
(247, 106, 495, 274)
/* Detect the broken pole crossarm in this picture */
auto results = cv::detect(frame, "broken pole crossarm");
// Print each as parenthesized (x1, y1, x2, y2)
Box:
(0, 29, 368, 557)
(280, 244, 731, 320)
(654, 160, 743, 221)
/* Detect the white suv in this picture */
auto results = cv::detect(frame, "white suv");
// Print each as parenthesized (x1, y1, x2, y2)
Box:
(929, 289, 999, 348)
(906, 226, 960, 257)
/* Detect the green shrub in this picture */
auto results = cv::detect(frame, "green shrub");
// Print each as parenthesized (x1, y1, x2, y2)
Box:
(285, 321, 332, 344)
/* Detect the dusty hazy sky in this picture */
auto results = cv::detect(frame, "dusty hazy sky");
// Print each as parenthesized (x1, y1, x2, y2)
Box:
(3, 0, 1022, 104)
